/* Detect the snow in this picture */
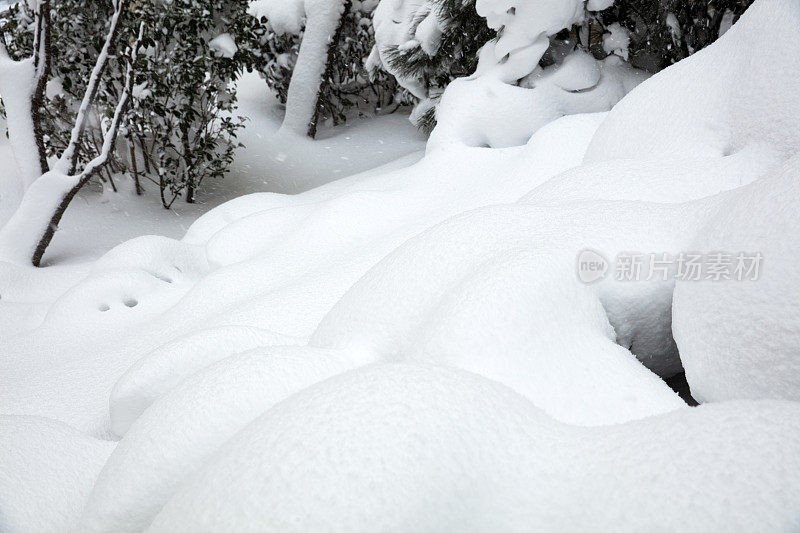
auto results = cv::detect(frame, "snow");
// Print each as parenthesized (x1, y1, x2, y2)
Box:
(585, 0, 800, 163)
(2, 0, 800, 529)
(474, 0, 585, 82)
(82, 346, 354, 532)
(276, 0, 350, 136)
(673, 157, 800, 403)
(371, 0, 430, 99)
(249, 0, 305, 35)
(414, 6, 443, 56)
(0, 170, 81, 264)
(430, 53, 646, 148)
(719, 9, 736, 36)
(602, 22, 630, 60)
(0, 108, 600, 438)
(148, 363, 800, 532)
(0, 72, 426, 265)
(0, 416, 115, 532)
(422, 0, 649, 149)
(208, 33, 238, 58)
(232, 72, 426, 193)
(587, 0, 614, 11)
(0, 53, 40, 189)
(110, 325, 304, 436)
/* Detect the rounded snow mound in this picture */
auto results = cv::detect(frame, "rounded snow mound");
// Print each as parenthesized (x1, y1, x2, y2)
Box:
(148, 363, 800, 532)
(110, 325, 304, 436)
(82, 346, 354, 533)
(585, 0, 800, 162)
(674, 156, 800, 403)
(313, 197, 698, 391)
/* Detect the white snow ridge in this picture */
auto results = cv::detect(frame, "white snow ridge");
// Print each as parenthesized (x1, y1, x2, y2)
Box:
(1, 0, 800, 531)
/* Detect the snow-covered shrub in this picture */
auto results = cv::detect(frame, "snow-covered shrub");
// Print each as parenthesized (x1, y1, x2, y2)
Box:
(423, 0, 649, 148)
(588, 0, 754, 71)
(0, 0, 264, 206)
(126, 0, 266, 206)
(374, 0, 755, 134)
(252, 0, 408, 130)
(370, 0, 495, 132)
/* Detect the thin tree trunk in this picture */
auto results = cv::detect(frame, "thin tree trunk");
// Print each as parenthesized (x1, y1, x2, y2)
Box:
(278, 0, 350, 138)
(0, 7, 137, 266)
(307, 0, 351, 138)
(129, 142, 143, 195)
(181, 94, 195, 204)
(30, 0, 51, 175)
(0, 41, 44, 187)
(30, 14, 138, 266)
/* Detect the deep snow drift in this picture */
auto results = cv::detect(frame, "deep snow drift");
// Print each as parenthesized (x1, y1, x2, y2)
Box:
(2, 0, 800, 530)
(147, 364, 800, 532)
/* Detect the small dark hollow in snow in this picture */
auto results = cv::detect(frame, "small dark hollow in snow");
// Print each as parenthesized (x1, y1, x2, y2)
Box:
(153, 273, 173, 284)
(99, 304, 110, 312)
(123, 298, 139, 308)
(664, 372, 699, 406)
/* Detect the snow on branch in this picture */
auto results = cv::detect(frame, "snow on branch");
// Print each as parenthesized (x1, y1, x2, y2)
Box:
(79, 22, 143, 182)
(57, 0, 127, 176)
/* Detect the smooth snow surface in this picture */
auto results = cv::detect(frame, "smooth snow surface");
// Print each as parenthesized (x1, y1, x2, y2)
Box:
(2, 0, 800, 529)
(149, 364, 800, 532)
(109, 325, 304, 436)
(431, 53, 646, 149)
(0, 416, 115, 532)
(82, 347, 354, 533)
(585, 0, 800, 162)
(674, 157, 800, 403)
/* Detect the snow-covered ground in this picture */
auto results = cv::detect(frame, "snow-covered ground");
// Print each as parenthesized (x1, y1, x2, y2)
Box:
(0, 72, 425, 265)
(2, 0, 800, 531)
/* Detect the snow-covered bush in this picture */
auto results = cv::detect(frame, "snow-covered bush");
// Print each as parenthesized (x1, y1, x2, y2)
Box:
(588, 0, 754, 70)
(0, 0, 264, 206)
(369, 0, 495, 132)
(253, 0, 408, 129)
(374, 0, 754, 134)
(126, 0, 266, 206)
(422, 0, 649, 148)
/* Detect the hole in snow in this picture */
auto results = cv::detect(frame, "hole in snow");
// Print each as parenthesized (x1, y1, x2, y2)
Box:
(152, 273, 173, 284)
(99, 304, 110, 312)
(123, 298, 139, 308)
